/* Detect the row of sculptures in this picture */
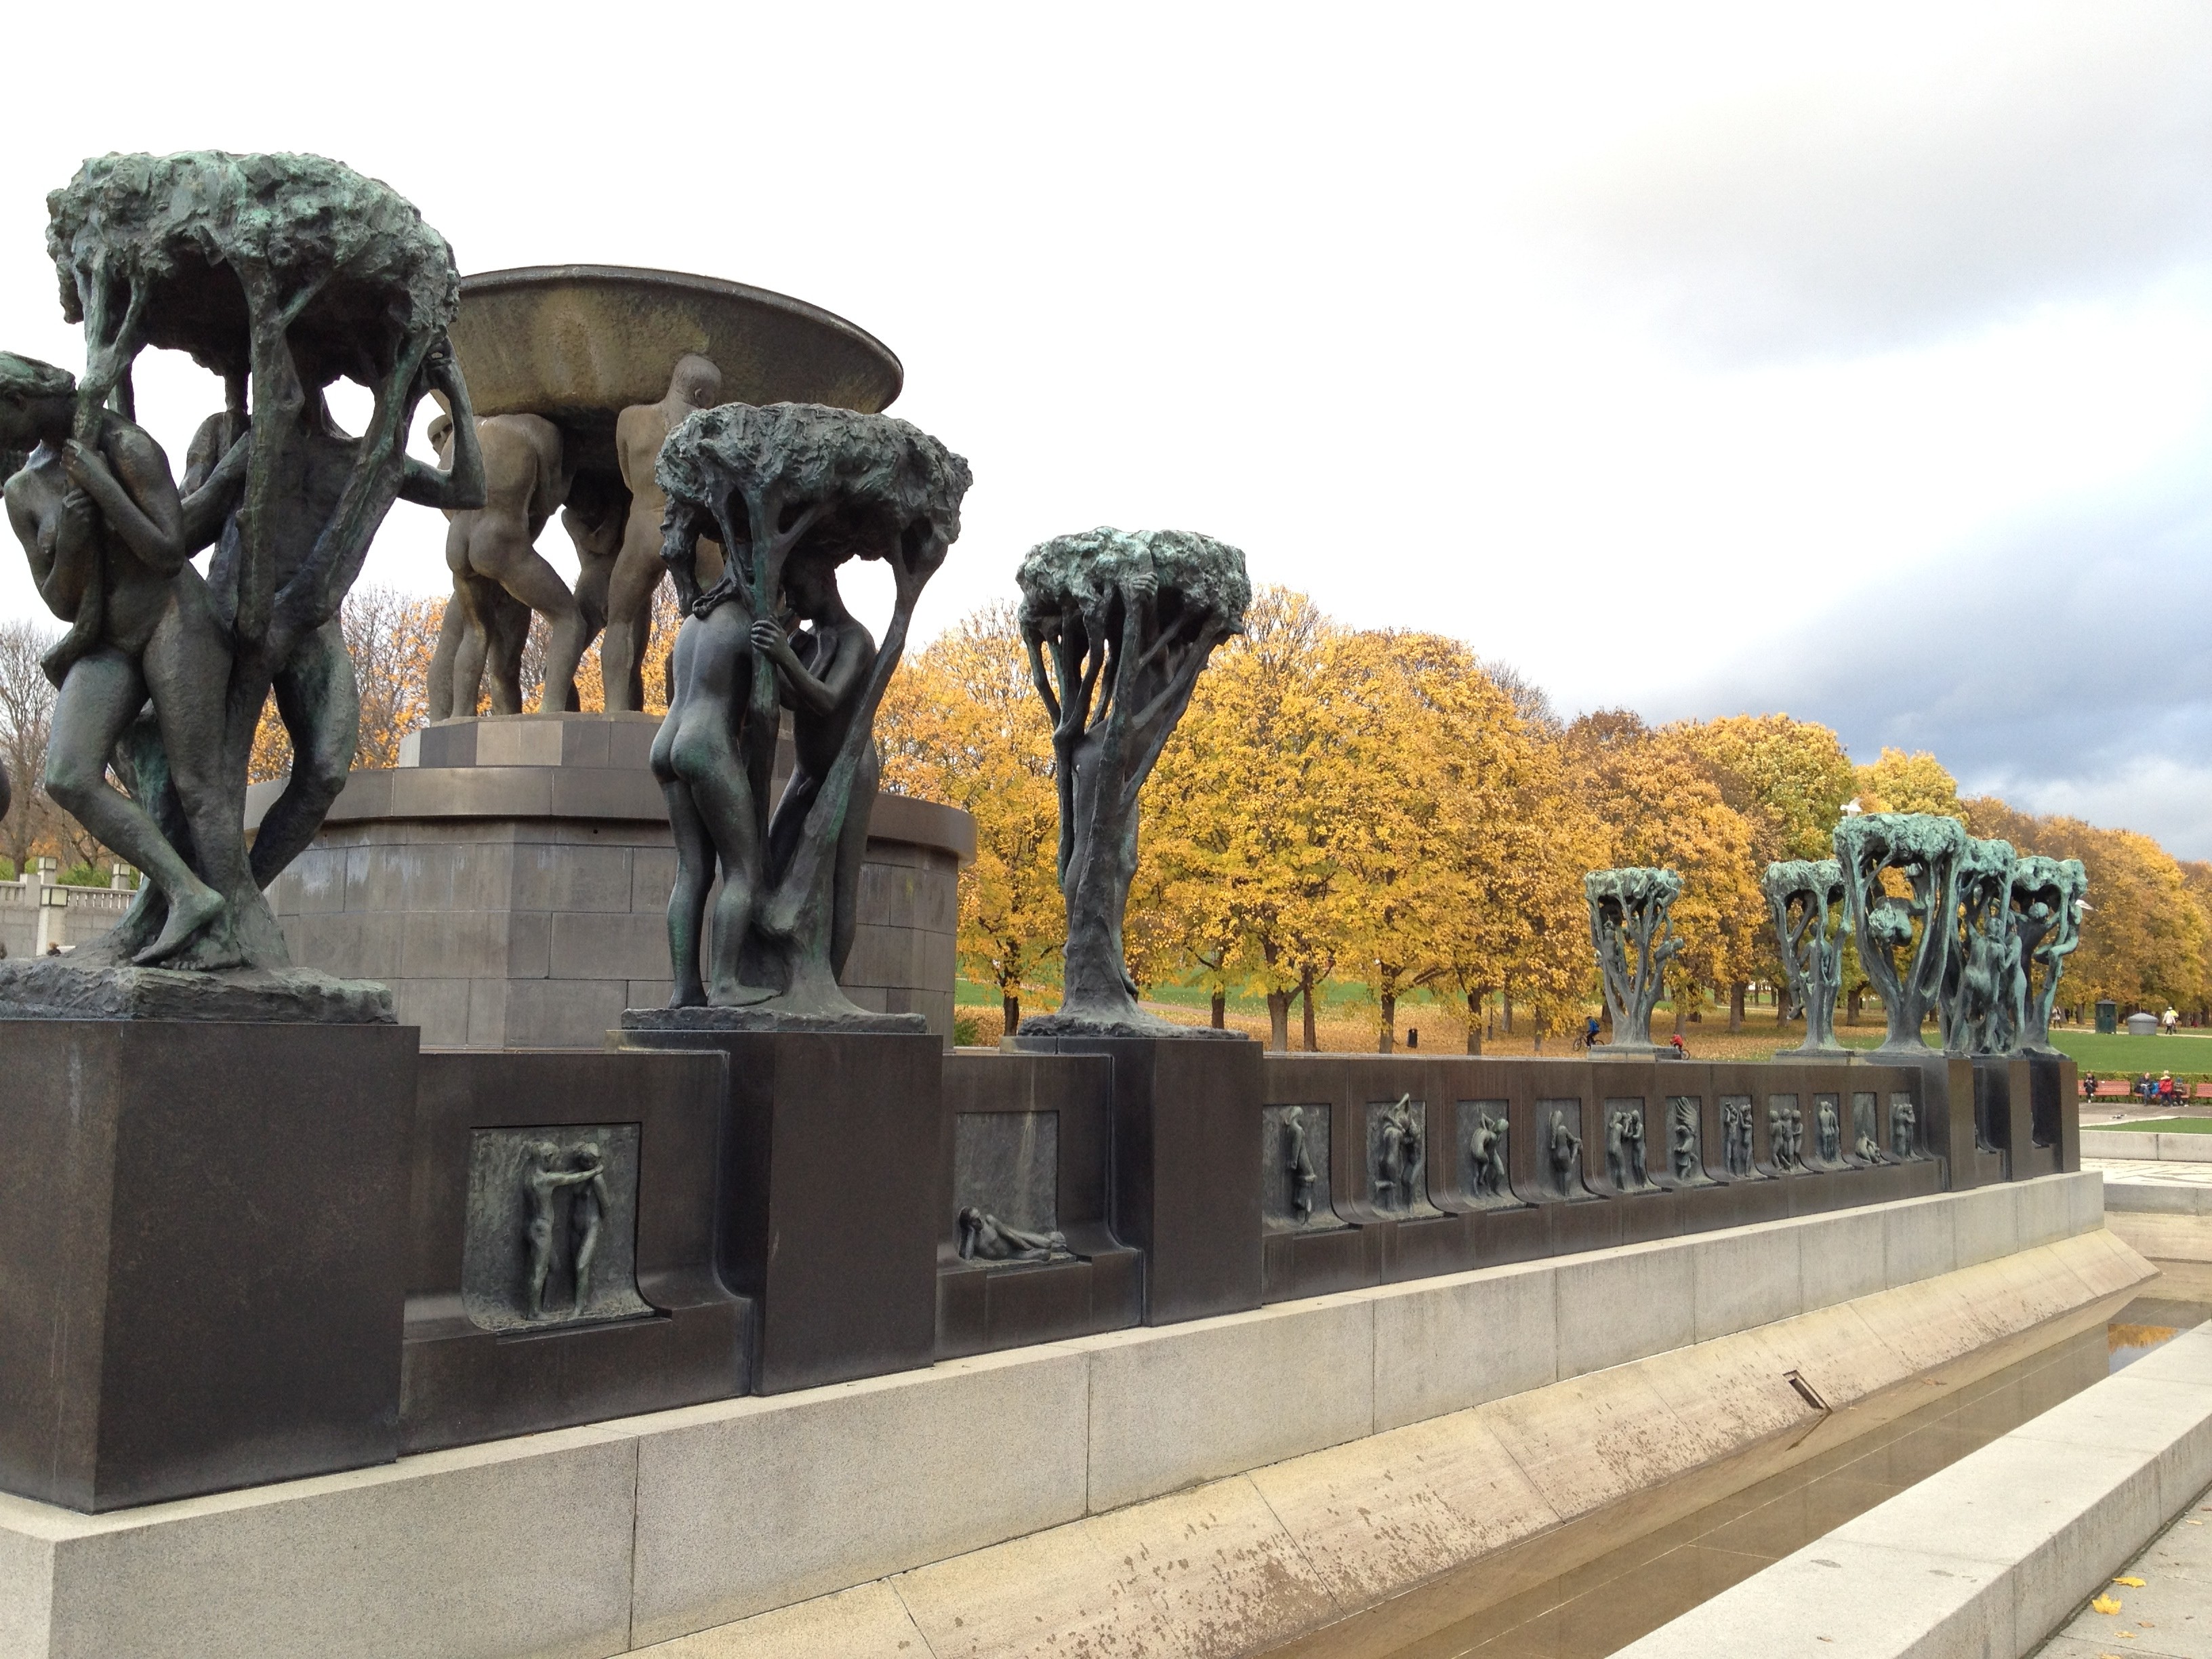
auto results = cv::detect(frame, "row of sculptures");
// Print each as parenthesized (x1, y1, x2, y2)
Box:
(0, 146, 1259, 1037)
(1278, 1084, 1929, 1230)
(4, 148, 2070, 1058)
(1585, 814, 2087, 1059)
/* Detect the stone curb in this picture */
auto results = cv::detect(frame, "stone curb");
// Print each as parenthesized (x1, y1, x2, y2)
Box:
(1612, 1322, 2212, 1658)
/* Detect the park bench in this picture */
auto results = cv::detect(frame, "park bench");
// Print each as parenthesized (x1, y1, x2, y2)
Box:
(2192, 1083, 2212, 1101)
(2094, 1081, 2131, 1098)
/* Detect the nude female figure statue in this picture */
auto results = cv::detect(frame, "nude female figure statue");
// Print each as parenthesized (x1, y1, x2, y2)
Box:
(1, 350, 249, 963)
(653, 496, 768, 1008)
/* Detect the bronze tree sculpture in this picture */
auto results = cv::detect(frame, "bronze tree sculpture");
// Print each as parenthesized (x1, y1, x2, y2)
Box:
(1015, 527, 1250, 1038)
(2007, 855, 2087, 1054)
(644, 401, 968, 1023)
(1762, 858, 1845, 1053)
(1584, 866, 1682, 1052)
(1834, 813, 1966, 1056)
(1940, 835, 2018, 1057)
(5, 151, 477, 1000)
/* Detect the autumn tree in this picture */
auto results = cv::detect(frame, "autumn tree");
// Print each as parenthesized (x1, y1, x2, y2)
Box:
(0, 617, 62, 874)
(1965, 796, 2212, 1019)
(1856, 749, 1965, 818)
(1670, 714, 1856, 1029)
(1565, 712, 1762, 1036)
(1143, 589, 1347, 1048)
(876, 602, 1062, 1031)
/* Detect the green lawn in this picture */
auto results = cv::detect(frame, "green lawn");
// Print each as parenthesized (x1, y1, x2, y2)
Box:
(2048, 1031, 2212, 1078)
(2091, 1118, 2212, 1134)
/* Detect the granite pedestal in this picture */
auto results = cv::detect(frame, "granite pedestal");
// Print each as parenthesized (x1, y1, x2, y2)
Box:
(935, 1049, 1141, 1358)
(614, 1025, 941, 1392)
(399, 1048, 753, 1451)
(1008, 1033, 1265, 1324)
(0, 1019, 415, 1511)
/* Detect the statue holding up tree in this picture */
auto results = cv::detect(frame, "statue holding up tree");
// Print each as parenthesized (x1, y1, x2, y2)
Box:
(1015, 527, 1250, 1038)
(1762, 859, 1845, 1053)
(632, 401, 968, 1027)
(2007, 855, 2086, 1054)
(1584, 867, 1683, 1054)
(1834, 813, 1966, 1057)
(1, 151, 477, 1017)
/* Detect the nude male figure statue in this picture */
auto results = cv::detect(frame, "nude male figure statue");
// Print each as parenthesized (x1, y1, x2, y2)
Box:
(425, 576, 530, 720)
(190, 339, 485, 890)
(750, 550, 880, 980)
(522, 1140, 604, 1321)
(1, 351, 249, 962)
(604, 354, 722, 712)
(429, 409, 584, 714)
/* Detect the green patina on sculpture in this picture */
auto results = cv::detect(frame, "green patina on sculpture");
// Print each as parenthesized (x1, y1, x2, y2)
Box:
(642, 401, 968, 1024)
(1762, 858, 1845, 1053)
(1585, 866, 1682, 1052)
(1, 151, 473, 1009)
(1017, 527, 1250, 1038)
(1834, 813, 1966, 1056)
(1941, 834, 2018, 1058)
(2008, 855, 2086, 1054)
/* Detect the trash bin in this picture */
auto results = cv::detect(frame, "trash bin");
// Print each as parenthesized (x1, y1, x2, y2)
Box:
(2096, 1000, 2118, 1034)
(2126, 1011, 2159, 1036)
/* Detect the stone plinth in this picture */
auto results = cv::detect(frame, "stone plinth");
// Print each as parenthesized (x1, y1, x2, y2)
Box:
(252, 713, 973, 1048)
(400, 1048, 752, 1452)
(0, 1020, 415, 1511)
(615, 1027, 943, 1393)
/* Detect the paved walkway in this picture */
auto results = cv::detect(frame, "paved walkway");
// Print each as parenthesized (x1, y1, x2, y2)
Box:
(2032, 1475, 2212, 1656)
(2090, 1158, 2212, 1188)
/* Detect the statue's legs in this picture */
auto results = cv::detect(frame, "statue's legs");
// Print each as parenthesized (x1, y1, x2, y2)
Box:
(251, 621, 358, 890)
(426, 584, 466, 722)
(44, 648, 226, 964)
(141, 577, 251, 964)
(600, 513, 663, 713)
(472, 534, 588, 714)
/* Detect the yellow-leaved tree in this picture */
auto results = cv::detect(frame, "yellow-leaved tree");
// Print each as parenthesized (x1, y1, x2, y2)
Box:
(1143, 589, 1349, 1048)
(1669, 714, 1857, 1029)
(876, 602, 1062, 1032)
(1565, 711, 1763, 1038)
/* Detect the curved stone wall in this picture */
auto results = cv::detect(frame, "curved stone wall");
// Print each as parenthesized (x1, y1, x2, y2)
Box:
(253, 712, 974, 1048)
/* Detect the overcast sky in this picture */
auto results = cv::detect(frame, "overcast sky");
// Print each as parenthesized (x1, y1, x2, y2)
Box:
(1, 3, 2207, 849)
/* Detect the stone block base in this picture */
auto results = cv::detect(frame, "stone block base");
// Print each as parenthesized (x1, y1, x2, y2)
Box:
(615, 1027, 942, 1392)
(0, 1020, 415, 1511)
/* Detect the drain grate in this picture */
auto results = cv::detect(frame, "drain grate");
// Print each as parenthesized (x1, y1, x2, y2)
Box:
(1785, 1370, 1830, 1412)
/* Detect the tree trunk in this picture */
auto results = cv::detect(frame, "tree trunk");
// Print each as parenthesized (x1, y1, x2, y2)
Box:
(1728, 981, 1745, 1033)
(1847, 985, 1862, 1025)
(1378, 989, 1395, 1054)
(1210, 988, 1225, 1029)
(1300, 967, 1318, 1052)
(1267, 989, 1290, 1052)
(1673, 996, 1686, 1036)
(1466, 989, 1483, 1055)
(1002, 991, 1020, 1036)
(1502, 987, 1514, 1035)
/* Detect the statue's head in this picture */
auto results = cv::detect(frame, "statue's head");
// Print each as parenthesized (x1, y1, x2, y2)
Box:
(782, 550, 846, 623)
(667, 353, 722, 411)
(0, 351, 76, 445)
